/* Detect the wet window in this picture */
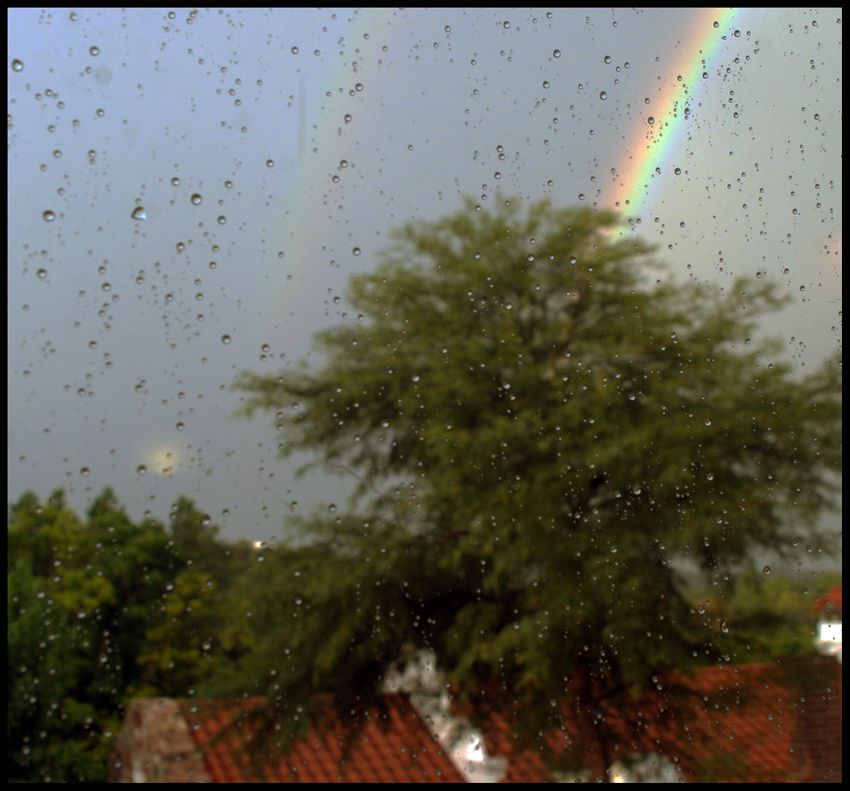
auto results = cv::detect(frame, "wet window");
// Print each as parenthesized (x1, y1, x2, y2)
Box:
(8, 8, 842, 783)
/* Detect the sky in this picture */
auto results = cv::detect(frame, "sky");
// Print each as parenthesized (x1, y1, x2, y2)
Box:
(7, 8, 842, 567)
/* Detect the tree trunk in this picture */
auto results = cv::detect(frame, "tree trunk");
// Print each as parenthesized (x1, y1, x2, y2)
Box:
(572, 658, 612, 782)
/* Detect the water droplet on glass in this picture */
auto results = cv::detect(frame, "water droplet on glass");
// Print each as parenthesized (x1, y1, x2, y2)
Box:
(762, 565, 772, 575)
(291, 46, 299, 54)
(221, 334, 231, 345)
(11, 59, 24, 72)
(36, 268, 48, 279)
(137, 464, 147, 475)
(352, 247, 361, 256)
(131, 206, 147, 221)
(599, 91, 607, 100)
(89, 46, 100, 56)
(553, 49, 561, 58)
(266, 159, 274, 167)
(190, 193, 203, 205)
(43, 210, 56, 222)
(604, 55, 612, 64)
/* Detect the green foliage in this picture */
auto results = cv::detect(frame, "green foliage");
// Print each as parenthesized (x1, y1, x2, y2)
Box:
(7, 488, 247, 782)
(695, 567, 842, 662)
(232, 198, 842, 773)
(7, 559, 110, 782)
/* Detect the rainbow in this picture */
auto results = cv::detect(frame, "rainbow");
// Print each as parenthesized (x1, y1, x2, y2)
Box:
(609, 8, 740, 221)
(271, 8, 393, 301)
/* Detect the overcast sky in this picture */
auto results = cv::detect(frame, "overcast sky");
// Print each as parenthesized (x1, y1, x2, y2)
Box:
(7, 8, 841, 568)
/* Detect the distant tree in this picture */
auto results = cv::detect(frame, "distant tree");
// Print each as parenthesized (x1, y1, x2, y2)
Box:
(7, 488, 245, 782)
(168, 496, 236, 586)
(697, 567, 843, 662)
(232, 198, 841, 778)
(135, 568, 253, 698)
(7, 559, 111, 782)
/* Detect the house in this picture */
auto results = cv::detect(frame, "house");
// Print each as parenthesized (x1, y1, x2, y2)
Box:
(110, 651, 841, 783)
(814, 585, 842, 662)
(108, 693, 466, 783)
(470, 655, 842, 783)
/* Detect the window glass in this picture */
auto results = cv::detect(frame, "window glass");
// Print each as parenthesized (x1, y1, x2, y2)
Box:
(8, 8, 841, 783)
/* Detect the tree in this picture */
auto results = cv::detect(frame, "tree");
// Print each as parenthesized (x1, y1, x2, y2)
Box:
(7, 488, 242, 782)
(232, 198, 841, 778)
(7, 559, 109, 782)
(696, 567, 843, 662)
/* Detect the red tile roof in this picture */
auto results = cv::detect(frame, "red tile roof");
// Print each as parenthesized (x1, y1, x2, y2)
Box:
(474, 656, 842, 783)
(814, 585, 842, 615)
(112, 657, 840, 783)
(178, 693, 466, 783)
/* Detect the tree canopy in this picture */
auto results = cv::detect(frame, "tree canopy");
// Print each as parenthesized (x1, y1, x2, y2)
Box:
(231, 198, 841, 776)
(7, 488, 252, 782)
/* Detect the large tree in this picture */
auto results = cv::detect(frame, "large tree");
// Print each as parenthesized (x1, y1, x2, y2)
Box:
(231, 199, 841, 778)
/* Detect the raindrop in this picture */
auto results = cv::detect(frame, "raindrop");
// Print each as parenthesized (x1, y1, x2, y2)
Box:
(674, 167, 682, 175)
(599, 90, 607, 100)
(291, 46, 299, 54)
(604, 55, 612, 64)
(763, 565, 772, 575)
(648, 116, 655, 125)
(553, 49, 561, 58)
(36, 268, 48, 279)
(352, 247, 361, 256)
(131, 206, 147, 221)
(221, 334, 231, 344)
(266, 159, 274, 167)
(137, 464, 147, 475)
(217, 215, 226, 224)
(704, 419, 712, 427)
(11, 59, 24, 72)
(503, 20, 510, 29)
(89, 46, 100, 56)
(43, 210, 56, 222)
(190, 193, 203, 205)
